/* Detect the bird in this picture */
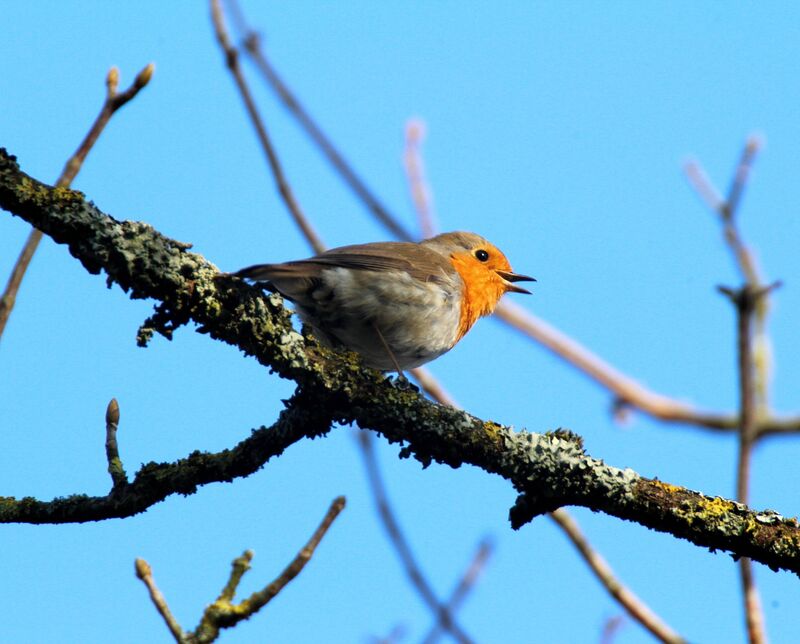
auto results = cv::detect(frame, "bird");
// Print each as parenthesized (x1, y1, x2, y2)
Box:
(234, 231, 534, 374)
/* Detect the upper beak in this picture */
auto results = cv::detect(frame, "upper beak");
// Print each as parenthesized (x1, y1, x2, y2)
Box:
(496, 270, 536, 294)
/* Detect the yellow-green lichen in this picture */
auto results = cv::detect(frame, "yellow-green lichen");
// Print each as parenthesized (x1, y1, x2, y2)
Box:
(695, 495, 737, 520)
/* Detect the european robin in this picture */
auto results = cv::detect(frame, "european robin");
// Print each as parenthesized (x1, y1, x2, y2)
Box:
(235, 231, 534, 373)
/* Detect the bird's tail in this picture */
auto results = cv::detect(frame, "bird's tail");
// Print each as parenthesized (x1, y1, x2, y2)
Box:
(234, 263, 301, 282)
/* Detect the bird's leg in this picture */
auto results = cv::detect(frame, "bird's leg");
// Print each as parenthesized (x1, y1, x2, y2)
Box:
(372, 323, 407, 381)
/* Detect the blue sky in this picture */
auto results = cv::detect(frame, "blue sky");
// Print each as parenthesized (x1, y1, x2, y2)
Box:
(2, 3, 800, 642)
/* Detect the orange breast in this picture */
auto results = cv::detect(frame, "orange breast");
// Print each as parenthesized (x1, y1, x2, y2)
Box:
(450, 254, 506, 342)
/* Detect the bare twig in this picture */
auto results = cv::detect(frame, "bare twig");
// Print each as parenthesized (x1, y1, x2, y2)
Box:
(137, 498, 345, 644)
(0, 63, 153, 342)
(241, 496, 345, 606)
(734, 283, 765, 644)
(421, 538, 493, 644)
(688, 138, 777, 644)
(217, 550, 253, 603)
(135, 558, 185, 642)
(685, 136, 764, 286)
(685, 136, 772, 416)
(404, 119, 438, 239)
(104, 398, 128, 490)
(550, 509, 686, 644)
(226, 0, 415, 242)
(359, 431, 473, 644)
(211, 0, 325, 253)
(496, 301, 734, 429)
(720, 283, 779, 644)
(369, 624, 408, 644)
(193, 497, 346, 642)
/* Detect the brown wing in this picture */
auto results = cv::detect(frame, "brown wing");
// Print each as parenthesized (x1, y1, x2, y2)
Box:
(235, 241, 454, 286)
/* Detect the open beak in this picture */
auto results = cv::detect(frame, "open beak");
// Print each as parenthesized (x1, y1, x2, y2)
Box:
(496, 270, 536, 294)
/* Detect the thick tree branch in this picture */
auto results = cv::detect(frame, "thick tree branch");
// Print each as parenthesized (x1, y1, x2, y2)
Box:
(1, 149, 800, 577)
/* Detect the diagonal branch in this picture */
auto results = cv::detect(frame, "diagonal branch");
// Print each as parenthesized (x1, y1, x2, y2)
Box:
(227, 0, 415, 243)
(136, 559, 186, 642)
(192, 497, 346, 642)
(420, 538, 493, 644)
(136, 497, 345, 643)
(210, 0, 324, 254)
(360, 431, 472, 644)
(0, 63, 153, 342)
(404, 119, 437, 239)
(550, 508, 685, 644)
(2, 150, 800, 576)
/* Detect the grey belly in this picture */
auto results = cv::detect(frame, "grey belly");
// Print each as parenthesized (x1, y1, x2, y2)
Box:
(295, 268, 462, 370)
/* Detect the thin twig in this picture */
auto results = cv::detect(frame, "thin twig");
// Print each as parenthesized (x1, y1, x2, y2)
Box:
(137, 498, 345, 644)
(685, 137, 772, 417)
(135, 558, 185, 642)
(104, 398, 128, 490)
(734, 284, 763, 644)
(211, 0, 325, 254)
(410, 365, 460, 408)
(359, 431, 473, 644)
(721, 284, 779, 644)
(242, 496, 345, 608)
(420, 538, 493, 644)
(369, 624, 408, 644)
(550, 509, 686, 644)
(495, 301, 734, 429)
(725, 137, 763, 238)
(689, 138, 776, 644)
(193, 497, 346, 642)
(0, 63, 154, 342)
(217, 550, 253, 603)
(404, 119, 438, 239)
(227, 0, 415, 243)
(685, 135, 764, 288)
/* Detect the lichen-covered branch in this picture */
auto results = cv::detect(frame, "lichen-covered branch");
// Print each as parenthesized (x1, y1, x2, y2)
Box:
(1, 148, 799, 576)
(0, 388, 331, 524)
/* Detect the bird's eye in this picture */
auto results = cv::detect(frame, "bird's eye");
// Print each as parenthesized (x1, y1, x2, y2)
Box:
(474, 249, 490, 262)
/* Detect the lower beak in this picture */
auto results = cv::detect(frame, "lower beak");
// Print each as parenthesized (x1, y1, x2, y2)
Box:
(496, 270, 536, 295)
